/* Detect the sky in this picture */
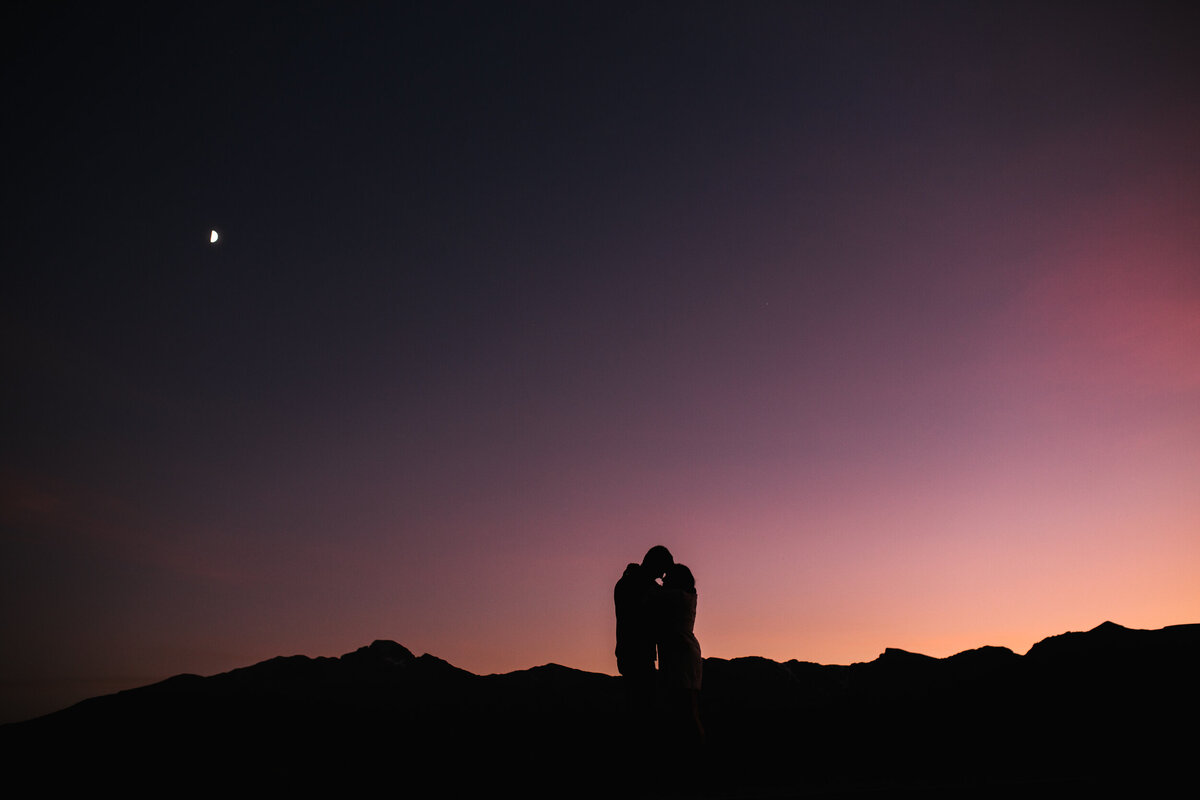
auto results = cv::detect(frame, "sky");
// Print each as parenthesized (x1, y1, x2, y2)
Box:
(3, 1, 1198, 724)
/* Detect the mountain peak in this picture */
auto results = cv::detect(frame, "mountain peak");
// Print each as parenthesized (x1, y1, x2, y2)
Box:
(341, 640, 416, 667)
(877, 647, 938, 664)
(1026, 620, 1146, 660)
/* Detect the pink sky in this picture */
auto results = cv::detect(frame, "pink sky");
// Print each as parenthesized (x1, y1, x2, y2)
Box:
(3, 3, 1198, 724)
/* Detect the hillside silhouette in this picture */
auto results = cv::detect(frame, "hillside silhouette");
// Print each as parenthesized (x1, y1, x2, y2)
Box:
(5, 622, 1196, 796)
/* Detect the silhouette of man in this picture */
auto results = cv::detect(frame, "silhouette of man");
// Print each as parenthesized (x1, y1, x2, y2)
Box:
(614, 545, 674, 721)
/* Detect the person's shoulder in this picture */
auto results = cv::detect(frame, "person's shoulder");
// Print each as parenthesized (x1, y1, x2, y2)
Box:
(616, 563, 641, 585)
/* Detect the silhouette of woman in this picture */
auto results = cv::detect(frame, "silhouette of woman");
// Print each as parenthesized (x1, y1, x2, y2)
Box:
(656, 563, 704, 746)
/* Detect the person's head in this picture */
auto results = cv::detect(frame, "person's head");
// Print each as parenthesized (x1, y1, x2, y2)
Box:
(641, 545, 673, 579)
(663, 563, 696, 594)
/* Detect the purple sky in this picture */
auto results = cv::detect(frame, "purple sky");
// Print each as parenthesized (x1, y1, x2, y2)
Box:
(3, 2, 1198, 724)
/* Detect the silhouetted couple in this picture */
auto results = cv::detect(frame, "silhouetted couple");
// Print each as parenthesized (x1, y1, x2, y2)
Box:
(614, 545, 704, 753)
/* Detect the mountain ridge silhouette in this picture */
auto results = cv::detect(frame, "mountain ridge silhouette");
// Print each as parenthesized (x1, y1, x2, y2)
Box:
(6, 620, 1196, 795)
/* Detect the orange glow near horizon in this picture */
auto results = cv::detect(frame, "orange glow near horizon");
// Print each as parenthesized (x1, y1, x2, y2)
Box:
(3, 3, 1199, 726)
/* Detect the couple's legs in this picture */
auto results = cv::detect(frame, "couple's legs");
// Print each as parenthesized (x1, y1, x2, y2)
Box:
(663, 687, 705, 749)
(622, 666, 657, 721)
(619, 667, 659, 790)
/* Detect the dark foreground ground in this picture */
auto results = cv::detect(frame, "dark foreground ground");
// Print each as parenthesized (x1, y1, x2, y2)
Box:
(4, 622, 1197, 797)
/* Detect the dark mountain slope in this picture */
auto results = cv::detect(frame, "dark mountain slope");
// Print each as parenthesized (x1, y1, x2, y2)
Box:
(5, 622, 1197, 795)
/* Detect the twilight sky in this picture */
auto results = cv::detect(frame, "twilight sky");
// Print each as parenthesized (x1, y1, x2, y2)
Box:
(3, 1, 1198, 723)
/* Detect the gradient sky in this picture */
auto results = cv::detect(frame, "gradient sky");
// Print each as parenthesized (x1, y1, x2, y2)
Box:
(3, 1, 1198, 724)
